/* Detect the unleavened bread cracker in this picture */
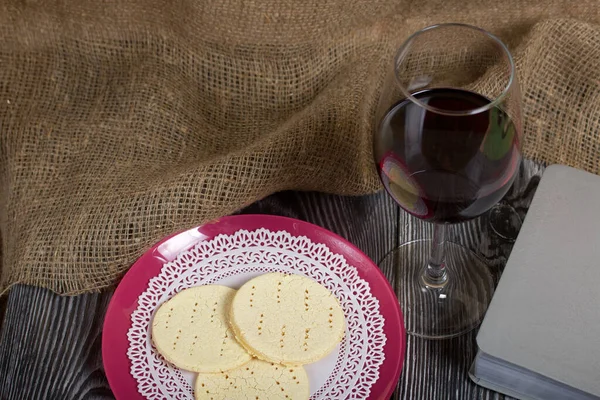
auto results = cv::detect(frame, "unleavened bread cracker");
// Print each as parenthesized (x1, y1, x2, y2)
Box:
(194, 358, 309, 400)
(230, 273, 345, 365)
(152, 285, 252, 372)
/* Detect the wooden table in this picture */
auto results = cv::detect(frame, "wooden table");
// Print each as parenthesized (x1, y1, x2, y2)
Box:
(0, 160, 544, 400)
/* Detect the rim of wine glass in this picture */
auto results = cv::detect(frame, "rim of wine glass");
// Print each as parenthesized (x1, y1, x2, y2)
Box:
(394, 23, 516, 116)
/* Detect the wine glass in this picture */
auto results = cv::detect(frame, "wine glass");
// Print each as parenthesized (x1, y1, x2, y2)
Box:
(373, 23, 522, 339)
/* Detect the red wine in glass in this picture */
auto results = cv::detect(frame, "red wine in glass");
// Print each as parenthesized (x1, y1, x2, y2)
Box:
(376, 24, 523, 339)
(374, 88, 521, 224)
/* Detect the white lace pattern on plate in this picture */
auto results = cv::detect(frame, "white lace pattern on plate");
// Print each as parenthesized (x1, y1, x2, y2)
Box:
(127, 229, 386, 399)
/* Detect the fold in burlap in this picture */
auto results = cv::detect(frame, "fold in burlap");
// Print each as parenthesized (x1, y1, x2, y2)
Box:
(1, 0, 599, 294)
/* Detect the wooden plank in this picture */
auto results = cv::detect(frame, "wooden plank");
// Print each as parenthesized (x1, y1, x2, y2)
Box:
(0, 294, 6, 332)
(0, 285, 114, 400)
(0, 160, 543, 399)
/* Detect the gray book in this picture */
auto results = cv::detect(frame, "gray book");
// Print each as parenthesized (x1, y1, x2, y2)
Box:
(470, 165, 600, 400)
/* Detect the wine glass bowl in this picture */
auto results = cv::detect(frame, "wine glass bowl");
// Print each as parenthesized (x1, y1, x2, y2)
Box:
(374, 24, 522, 339)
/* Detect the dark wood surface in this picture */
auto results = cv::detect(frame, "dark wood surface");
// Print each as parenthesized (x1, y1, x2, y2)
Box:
(0, 160, 544, 400)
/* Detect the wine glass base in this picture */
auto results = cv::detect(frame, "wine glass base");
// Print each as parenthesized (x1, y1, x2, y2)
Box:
(381, 239, 495, 339)
(489, 204, 522, 242)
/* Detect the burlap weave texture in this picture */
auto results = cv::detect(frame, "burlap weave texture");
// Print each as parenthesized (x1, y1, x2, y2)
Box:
(1, 0, 599, 294)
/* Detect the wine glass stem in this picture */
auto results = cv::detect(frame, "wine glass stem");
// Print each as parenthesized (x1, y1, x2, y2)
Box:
(422, 223, 448, 288)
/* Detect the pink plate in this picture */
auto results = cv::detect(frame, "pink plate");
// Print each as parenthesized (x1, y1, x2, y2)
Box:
(102, 215, 406, 399)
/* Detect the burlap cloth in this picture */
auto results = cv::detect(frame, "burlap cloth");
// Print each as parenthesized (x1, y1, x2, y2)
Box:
(1, 0, 599, 295)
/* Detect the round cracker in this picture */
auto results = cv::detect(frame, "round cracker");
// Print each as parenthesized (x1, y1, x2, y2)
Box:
(230, 273, 345, 365)
(194, 358, 309, 400)
(152, 285, 252, 373)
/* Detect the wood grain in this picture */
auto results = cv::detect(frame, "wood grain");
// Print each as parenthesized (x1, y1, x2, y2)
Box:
(0, 285, 114, 400)
(0, 160, 544, 400)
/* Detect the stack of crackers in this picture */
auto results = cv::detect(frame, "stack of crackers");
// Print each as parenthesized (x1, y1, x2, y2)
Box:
(152, 272, 346, 400)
